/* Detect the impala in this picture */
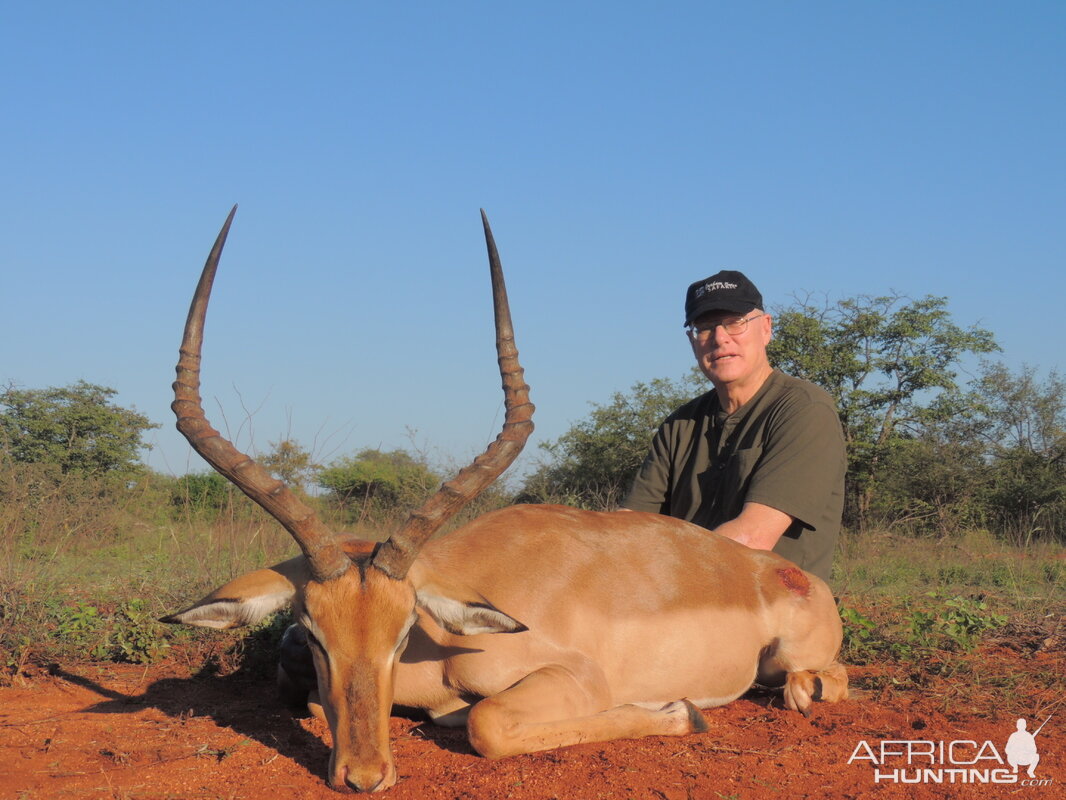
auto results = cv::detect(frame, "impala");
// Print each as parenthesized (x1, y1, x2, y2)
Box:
(163, 209, 848, 793)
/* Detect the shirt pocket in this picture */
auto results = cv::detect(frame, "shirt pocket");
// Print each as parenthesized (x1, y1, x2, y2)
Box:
(699, 445, 764, 525)
(719, 446, 764, 506)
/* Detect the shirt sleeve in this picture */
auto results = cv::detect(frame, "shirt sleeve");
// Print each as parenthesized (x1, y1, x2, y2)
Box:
(621, 422, 674, 514)
(743, 393, 846, 531)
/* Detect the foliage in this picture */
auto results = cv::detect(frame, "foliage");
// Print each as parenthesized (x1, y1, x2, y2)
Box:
(768, 293, 999, 529)
(51, 600, 171, 664)
(976, 363, 1066, 454)
(112, 599, 172, 663)
(841, 590, 1010, 666)
(906, 593, 1007, 652)
(522, 375, 703, 508)
(860, 363, 1066, 540)
(0, 381, 159, 476)
(172, 471, 234, 514)
(973, 363, 1066, 543)
(55, 601, 112, 660)
(170, 445, 322, 524)
(0, 456, 130, 563)
(840, 361, 1065, 541)
(838, 605, 879, 662)
(318, 448, 441, 523)
(260, 438, 319, 491)
(867, 433, 988, 536)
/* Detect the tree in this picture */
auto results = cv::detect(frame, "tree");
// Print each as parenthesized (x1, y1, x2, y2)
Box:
(768, 294, 999, 528)
(522, 375, 703, 508)
(972, 363, 1065, 542)
(866, 431, 988, 537)
(0, 381, 159, 476)
(317, 448, 441, 523)
(260, 438, 319, 492)
(974, 363, 1065, 457)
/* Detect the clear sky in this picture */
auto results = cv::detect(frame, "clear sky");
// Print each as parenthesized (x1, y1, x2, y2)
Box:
(2, 1, 1063, 481)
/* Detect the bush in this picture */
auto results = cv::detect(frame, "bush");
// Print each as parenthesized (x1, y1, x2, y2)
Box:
(172, 472, 236, 515)
(522, 376, 702, 509)
(318, 448, 442, 525)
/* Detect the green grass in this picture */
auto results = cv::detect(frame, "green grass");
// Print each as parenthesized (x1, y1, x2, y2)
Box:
(0, 488, 304, 674)
(0, 468, 513, 676)
(834, 527, 1063, 656)
(835, 527, 1063, 615)
(831, 527, 1063, 715)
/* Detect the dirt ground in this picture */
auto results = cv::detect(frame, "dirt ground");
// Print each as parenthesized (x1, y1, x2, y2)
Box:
(1, 645, 1061, 800)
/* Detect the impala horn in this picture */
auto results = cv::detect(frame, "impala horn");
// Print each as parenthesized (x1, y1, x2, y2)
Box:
(173, 208, 533, 584)
(370, 210, 534, 580)
(172, 206, 351, 582)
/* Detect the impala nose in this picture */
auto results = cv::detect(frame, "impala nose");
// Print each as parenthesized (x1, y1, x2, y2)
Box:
(333, 760, 397, 793)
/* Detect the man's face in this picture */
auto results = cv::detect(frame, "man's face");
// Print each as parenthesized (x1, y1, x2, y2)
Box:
(688, 309, 773, 389)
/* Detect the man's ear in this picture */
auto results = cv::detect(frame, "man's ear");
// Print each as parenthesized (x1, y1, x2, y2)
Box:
(415, 586, 527, 637)
(160, 556, 307, 629)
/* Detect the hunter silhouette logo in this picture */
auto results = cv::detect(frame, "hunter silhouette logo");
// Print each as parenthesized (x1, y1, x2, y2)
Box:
(1006, 716, 1050, 779)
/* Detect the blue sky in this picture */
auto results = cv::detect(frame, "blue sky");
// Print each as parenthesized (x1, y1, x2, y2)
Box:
(2, 1, 1063, 481)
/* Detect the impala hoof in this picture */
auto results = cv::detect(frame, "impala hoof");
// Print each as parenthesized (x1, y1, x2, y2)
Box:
(659, 699, 709, 734)
(683, 699, 710, 733)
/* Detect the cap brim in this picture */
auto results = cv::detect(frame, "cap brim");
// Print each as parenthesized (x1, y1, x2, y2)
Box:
(685, 299, 759, 325)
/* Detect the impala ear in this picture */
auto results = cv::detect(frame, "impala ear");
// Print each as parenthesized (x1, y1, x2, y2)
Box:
(160, 557, 307, 629)
(415, 587, 528, 637)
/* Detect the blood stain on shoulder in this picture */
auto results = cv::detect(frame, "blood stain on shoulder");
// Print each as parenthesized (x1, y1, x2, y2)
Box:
(775, 566, 811, 597)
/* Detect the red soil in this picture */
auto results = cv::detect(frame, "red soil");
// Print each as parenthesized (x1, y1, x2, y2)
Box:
(2, 646, 1061, 799)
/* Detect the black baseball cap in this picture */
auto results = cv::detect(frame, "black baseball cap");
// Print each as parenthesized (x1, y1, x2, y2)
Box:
(683, 270, 763, 326)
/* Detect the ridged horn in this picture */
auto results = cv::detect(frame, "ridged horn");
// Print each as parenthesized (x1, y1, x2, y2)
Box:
(172, 206, 351, 582)
(370, 210, 534, 579)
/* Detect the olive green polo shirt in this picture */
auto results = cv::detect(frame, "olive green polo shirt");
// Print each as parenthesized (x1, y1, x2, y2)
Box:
(622, 370, 846, 583)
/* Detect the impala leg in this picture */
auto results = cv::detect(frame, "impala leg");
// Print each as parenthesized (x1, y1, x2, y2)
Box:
(760, 642, 850, 716)
(760, 637, 849, 716)
(782, 661, 848, 716)
(466, 663, 708, 759)
(757, 576, 849, 716)
(758, 653, 849, 716)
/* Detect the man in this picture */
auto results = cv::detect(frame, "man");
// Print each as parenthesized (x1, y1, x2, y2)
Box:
(621, 270, 846, 583)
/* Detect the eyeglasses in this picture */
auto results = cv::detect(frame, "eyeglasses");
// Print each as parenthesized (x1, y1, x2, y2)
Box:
(687, 313, 764, 343)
